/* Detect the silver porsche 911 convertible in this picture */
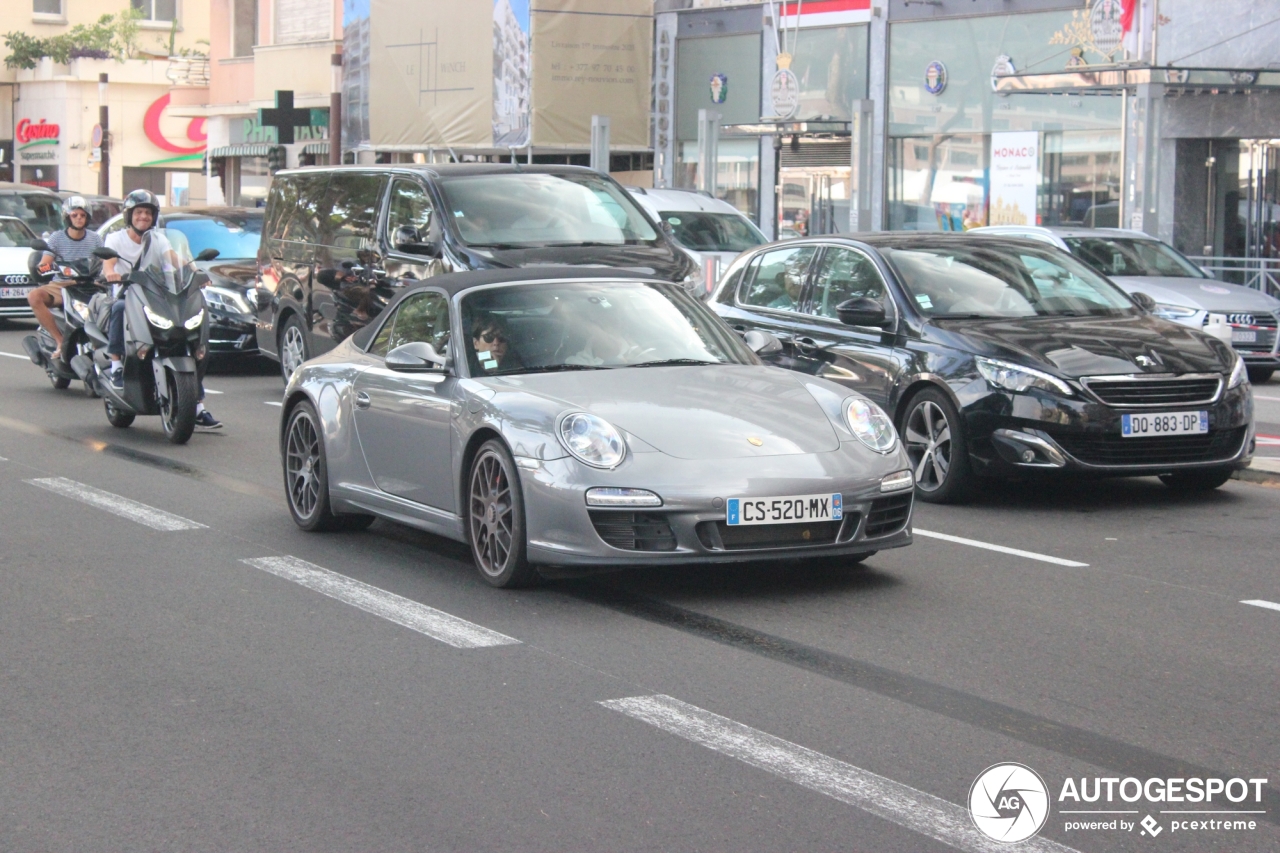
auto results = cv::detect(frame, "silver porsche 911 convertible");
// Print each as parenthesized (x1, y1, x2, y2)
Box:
(279, 268, 915, 587)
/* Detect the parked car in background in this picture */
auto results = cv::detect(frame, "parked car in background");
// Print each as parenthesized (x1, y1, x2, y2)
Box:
(973, 225, 1280, 383)
(0, 182, 62, 238)
(99, 207, 264, 358)
(256, 164, 700, 381)
(625, 186, 767, 275)
(0, 215, 39, 321)
(55, 192, 122, 229)
(711, 234, 1254, 502)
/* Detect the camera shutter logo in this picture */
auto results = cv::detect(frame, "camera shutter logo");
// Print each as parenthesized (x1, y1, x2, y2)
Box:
(969, 763, 1050, 843)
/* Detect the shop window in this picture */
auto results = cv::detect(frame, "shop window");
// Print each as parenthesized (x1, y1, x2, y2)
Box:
(887, 135, 987, 232)
(232, 0, 257, 57)
(676, 139, 760, 224)
(132, 0, 176, 23)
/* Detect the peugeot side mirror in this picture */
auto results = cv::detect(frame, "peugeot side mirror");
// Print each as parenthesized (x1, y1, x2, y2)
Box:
(1130, 291, 1157, 312)
(742, 329, 782, 355)
(93, 247, 119, 260)
(386, 341, 450, 372)
(195, 248, 220, 262)
(836, 297, 889, 328)
(30, 239, 49, 252)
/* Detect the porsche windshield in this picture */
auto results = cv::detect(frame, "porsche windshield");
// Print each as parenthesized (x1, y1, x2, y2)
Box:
(461, 281, 753, 376)
(437, 172, 659, 248)
(882, 244, 1137, 319)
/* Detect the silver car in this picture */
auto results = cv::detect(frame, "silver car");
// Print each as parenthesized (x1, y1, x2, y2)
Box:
(279, 269, 915, 587)
(973, 226, 1280, 383)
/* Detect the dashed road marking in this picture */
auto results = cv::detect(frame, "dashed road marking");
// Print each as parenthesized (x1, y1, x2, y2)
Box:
(914, 529, 1088, 567)
(601, 694, 1078, 853)
(1242, 599, 1280, 613)
(264, 401, 283, 407)
(0, 351, 30, 360)
(27, 477, 207, 531)
(203, 387, 223, 395)
(242, 556, 521, 649)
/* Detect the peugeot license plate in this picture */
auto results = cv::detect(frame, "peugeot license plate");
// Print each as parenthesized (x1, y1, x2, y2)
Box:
(1121, 411, 1208, 438)
(1231, 330, 1257, 343)
(726, 493, 842, 526)
(0, 286, 32, 299)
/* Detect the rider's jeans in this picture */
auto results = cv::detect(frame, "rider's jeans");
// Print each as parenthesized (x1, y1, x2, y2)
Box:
(108, 300, 125, 357)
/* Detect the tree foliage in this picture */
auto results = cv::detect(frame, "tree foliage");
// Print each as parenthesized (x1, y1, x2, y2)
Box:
(3, 10, 141, 70)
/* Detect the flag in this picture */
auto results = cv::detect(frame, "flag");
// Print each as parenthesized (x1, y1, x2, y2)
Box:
(1121, 0, 1145, 60)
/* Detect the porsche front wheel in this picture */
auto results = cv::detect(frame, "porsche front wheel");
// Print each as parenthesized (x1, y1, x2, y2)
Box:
(467, 440, 537, 588)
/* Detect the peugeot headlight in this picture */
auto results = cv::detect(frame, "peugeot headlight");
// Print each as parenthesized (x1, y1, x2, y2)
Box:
(143, 304, 174, 330)
(1151, 303, 1199, 322)
(844, 398, 897, 453)
(1227, 353, 1248, 389)
(184, 311, 205, 330)
(976, 356, 1073, 396)
(558, 412, 626, 469)
(203, 285, 253, 315)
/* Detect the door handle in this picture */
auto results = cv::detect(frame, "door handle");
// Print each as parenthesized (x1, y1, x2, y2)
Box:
(732, 324, 747, 332)
(792, 336, 819, 354)
(355, 391, 371, 410)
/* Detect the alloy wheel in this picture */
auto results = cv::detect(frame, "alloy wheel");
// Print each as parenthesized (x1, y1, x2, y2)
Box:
(286, 410, 323, 520)
(469, 451, 514, 578)
(904, 400, 952, 492)
(281, 324, 306, 379)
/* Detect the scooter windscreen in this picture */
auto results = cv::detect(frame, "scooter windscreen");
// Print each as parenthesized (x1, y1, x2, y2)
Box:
(130, 228, 198, 295)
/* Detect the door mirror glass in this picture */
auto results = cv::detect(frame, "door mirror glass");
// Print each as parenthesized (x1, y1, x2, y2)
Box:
(742, 329, 783, 355)
(386, 341, 449, 371)
(1130, 291, 1157, 312)
(195, 248, 220, 262)
(30, 239, 49, 252)
(93, 246, 118, 259)
(836, 297, 888, 328)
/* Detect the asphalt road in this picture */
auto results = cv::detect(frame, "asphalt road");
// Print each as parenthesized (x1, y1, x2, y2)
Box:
(1, 319, 1277, 853)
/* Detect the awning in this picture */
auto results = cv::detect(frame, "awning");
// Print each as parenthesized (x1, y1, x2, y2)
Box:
(209, 144, 272, 157)
(302, 141, 329, 155)
(993, 66, 1280, 95)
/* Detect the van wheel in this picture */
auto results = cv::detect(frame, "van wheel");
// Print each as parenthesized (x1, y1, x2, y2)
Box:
(279, 316, 308, 383)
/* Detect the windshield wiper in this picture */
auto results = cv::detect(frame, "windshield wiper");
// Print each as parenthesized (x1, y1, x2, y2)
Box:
(500, 364, 613, 375)
(628, 358, 721, 368)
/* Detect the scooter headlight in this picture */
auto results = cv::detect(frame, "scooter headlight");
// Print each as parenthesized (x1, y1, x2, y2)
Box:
(69, 299, 90, 321)
(184, 311, 205, 330)
(143, 304, 174, 330)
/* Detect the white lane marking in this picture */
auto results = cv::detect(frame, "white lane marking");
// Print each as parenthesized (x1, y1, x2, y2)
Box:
(1254, 395, 1280, 402)
(202, 387, 223, 395)
(242, 556, 520, 649)
(1241, 599, 1280, 613)
(264, 401, 283, 407)
(27, 477, 207, 531)
(602, 695, 1078, 853)
(914, 529, 1088, 567)
(0, 351, 30, 360)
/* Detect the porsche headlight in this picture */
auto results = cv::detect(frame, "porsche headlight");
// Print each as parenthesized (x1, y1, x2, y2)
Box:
(203, 285, 253, 315)
(1227, 353, 1248, 389)
(844, 398, 897, 454)
(558, 412, 626, 469)
(1152, 303, 1199, 322)
(143, 304, 174, 330)
(184, 311, 204, 330)
(975, 356, 1073, 396)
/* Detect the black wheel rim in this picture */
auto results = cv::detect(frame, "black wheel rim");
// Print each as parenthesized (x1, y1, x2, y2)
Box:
(904, 400, 952, 492)
(281, 325, 305, 378)
(286, 411, 322, 519)
(160, 373, 176, 435)
(469, 451, 514, 578)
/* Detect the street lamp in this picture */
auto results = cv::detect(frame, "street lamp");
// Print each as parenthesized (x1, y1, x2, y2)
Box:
(98, 73, 110, 196)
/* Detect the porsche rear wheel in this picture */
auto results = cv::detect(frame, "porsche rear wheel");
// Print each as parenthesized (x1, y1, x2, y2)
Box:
(467, 440, 537, 588)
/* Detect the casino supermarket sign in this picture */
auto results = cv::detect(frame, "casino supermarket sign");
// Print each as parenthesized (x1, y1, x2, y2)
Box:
(17, 118, 60, 161)
(144, 93, 207, 155)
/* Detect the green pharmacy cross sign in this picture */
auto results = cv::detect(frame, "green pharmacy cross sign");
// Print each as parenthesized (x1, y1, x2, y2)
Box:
(258, 90, 327, 145)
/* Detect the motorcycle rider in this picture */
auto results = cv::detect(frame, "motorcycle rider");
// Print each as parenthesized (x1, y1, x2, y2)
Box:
(103, 189, 222, 430)
(26, 196, 103, 361)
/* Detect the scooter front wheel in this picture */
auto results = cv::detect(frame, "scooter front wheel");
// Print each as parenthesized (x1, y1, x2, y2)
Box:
(49, 369, 70, 390)
(104, 399, 135, 428)
(160, 369, 198, 444)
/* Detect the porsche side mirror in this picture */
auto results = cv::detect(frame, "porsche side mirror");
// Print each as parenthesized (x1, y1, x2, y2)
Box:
(93, 247, 119, 260)
(195, 248, 220, 262)
(1130, 291, 1157, 312)
(836, 297, 889, 328)
(386, 341, 450, 372)
(742, 329, 782, 355)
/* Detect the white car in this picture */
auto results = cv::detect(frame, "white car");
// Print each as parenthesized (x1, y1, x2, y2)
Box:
(626, 187, 767, 277)
(0, 215, 39, 320)
(973, 225, 1280, 383)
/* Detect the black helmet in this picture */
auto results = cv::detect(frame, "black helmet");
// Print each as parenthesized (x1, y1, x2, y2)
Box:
(61, 195, 90, 229)
(122, 189, 161, 232)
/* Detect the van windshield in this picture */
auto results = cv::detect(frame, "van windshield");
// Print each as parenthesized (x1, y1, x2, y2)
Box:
(437, 172, 659, 248)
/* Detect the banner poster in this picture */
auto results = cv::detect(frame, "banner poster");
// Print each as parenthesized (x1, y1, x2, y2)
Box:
(988, 131, 1040, 226)
(531, 0, 653, 147)
(369, 0, 492, 146)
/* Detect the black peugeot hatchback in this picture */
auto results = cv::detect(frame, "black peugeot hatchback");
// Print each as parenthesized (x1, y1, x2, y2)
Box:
(711, 234, 1255, 502)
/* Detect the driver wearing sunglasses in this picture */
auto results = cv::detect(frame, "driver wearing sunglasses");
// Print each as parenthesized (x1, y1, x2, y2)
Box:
(471, 316, 519, 372)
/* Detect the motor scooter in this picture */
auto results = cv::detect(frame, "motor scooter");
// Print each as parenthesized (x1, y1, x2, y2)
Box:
(20, 240, 106, 396)
(90, 230, 218, 444)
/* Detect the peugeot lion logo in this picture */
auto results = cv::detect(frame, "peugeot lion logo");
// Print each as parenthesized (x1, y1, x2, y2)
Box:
(969, 763, 1051, 843)
(1135, 354, 1156, 368)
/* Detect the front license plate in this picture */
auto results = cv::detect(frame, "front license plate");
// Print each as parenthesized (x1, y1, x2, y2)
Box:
(0, 286, 32, 299)
(726, 493, 842, 526)
(1121, 411, 1208, 438)
(1231, 330, 1257, 343)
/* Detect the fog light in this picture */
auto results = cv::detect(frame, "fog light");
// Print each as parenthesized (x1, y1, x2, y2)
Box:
(880, 470, 914, 492)
(1020, 449, 1036, 463)
(585, 487, 663, 507)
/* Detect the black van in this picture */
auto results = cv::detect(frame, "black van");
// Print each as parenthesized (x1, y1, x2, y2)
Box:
(255, 164, 698, 379)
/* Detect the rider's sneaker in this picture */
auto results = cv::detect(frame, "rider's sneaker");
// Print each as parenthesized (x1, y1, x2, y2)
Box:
(108, 369, 124, 390)
(195, 410, 223, 431)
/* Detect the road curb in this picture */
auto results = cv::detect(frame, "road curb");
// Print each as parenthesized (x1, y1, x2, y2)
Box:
(1234, 467, 1280, 488)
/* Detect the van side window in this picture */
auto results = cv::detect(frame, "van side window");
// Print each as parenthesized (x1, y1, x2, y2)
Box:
(278, 174, 331, 244)
(323, 173, 386, 248)
(386, 179, 432, 245)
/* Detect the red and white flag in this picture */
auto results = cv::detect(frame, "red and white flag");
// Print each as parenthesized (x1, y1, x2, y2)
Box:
(1121, 0, 1146, 59)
